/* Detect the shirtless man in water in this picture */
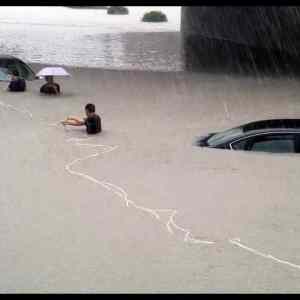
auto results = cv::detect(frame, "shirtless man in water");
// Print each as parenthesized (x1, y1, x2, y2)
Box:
(61, 103, 102, 134)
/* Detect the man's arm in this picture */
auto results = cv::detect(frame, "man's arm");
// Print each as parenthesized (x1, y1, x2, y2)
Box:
(66, 116, 83, 123)
(53, 84, 59, 95)
(7, 81, 12, 91)
(55, 83, 61, 94)
(61, 118, 85, 126)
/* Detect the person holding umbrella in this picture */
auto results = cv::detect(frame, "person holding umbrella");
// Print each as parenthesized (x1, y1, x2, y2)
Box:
(40, 75, 60, 95)
(36, 66, 70, 95)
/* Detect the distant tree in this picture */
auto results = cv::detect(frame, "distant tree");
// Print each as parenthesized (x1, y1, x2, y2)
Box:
(142, 11, 168, 22)
(107, 6, 129, 15)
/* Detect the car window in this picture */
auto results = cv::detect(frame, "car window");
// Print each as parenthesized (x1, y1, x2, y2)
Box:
(18, 61, 32, 79)
(207, 127, 243, 147)
(4, 62, 18, 75)
(249, 134, 295, 153)
(0, 67, 10, 81)
(295, 134, 300, 153)
(231, 139, 248, 150)
(0, 59, 9, 68)
(0, 59, 35, 80)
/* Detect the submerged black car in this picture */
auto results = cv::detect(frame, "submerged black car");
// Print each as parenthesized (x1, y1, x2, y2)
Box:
(196, 119, 300, 153)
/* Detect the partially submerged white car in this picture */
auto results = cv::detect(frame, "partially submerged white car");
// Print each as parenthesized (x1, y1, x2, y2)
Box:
(0, 55, 36, 81)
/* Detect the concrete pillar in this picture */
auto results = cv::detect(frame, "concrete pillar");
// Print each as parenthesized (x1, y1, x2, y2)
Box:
(181, 7, 300, 73)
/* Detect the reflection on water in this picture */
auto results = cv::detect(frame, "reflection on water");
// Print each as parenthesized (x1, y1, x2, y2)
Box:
(0, 6, 182, 71)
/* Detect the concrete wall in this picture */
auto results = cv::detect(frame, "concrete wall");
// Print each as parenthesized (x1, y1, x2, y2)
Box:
(181, 7, 300, 72)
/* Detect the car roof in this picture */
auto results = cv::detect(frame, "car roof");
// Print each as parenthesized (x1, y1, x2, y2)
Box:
(242, 119, 300, 132)
(0, 55, 19, 60)
(209, 119, 300, 147)
(241, 127, 300, 136)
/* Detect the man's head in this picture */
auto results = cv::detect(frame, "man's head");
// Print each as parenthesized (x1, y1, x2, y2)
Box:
(45, 75, 54, 83)
(85, 103, 96, 117)
(12, 69, 19, 79)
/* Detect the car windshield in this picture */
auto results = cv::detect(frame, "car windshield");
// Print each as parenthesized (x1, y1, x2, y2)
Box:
(0, 58, 36, 81)
(207, 126, 243, 146)
(0, 67, 10, 81)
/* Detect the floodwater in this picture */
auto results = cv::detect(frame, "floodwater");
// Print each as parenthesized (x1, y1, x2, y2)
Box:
(0, 6, 182, 71)
(1, 64, 300, 292)
(1, 6, 300, 293)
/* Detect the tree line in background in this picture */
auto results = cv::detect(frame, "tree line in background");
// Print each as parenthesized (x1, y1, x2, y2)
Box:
(65, 6, 168, 22)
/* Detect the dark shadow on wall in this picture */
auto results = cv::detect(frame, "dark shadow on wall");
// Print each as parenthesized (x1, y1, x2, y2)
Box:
(181, 7, 300, 77)
(183, 35, 300, 77)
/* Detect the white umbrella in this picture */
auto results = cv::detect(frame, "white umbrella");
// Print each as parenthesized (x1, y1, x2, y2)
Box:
(36, 67, 71, 77)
